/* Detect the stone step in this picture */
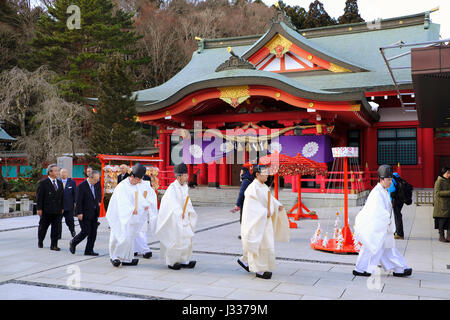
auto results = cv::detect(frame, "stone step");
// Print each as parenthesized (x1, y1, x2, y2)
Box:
(160, 186, 369, 208)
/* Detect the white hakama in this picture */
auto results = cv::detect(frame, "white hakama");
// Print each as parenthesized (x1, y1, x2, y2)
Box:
(354, 183, 408, 274)
(106, 178, 149, 263)
(155, 180, 197, 266)
(134, 185, 158, 255)
(240, 179, 290, 273)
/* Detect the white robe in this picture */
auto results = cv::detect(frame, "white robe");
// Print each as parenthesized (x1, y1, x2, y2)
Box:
(354, 183, 408, 273)
(134, 182, 158, 255)
(155, 180, 197, 266)
(106, 178, 149, 262)
(240, 179, 290, 273)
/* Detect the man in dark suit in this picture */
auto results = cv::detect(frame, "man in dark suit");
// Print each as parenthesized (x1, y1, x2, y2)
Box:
(58, 168, 77, 238)
(37, 164, 64, 251)
(70, 170, 101, 256)
(117, 164, 130, 184)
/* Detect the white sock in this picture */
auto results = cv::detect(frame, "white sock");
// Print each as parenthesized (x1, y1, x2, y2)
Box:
(256, 272, 264, 275)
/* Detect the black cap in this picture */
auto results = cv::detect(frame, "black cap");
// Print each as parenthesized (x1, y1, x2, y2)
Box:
(174, 163, 188, 175)
(252, 164, 267, 178)
(377, 165, 393, 179)
(131, 163, 146, 179)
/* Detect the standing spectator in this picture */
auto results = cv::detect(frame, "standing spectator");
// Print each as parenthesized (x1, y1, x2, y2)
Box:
(388, 172, 413, 240)
(433, 167, 450, 243)
(37, 164, 64, 251)
(58, 168, 77, 238)
(86, 166, 93, 178)
(231, 166, 253, 239)
(117, 164, 130, 184)
(70, 170, 101, 256)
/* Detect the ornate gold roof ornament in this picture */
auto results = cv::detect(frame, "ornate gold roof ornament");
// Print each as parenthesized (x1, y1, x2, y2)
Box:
(215, 47, 255, 72)
(218, 85, 250, 108)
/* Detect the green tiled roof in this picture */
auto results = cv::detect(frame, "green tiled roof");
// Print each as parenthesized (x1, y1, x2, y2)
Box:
(86, 12, 440, 109)
(0, 126, 16, 141)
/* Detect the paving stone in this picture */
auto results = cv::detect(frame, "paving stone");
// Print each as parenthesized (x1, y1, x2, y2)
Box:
(274, 282, 345, 299)
(225, 288, 302, 300)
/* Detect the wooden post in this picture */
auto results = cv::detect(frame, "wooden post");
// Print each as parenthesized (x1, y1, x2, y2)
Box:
(297, 174, 302, 218)
(274, 173, 279, 200)
(99, 159, 106, 217)
(342, 157, 352, 245)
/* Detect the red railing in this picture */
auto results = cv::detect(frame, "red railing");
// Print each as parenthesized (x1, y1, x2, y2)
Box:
(288, 169, 380, 194)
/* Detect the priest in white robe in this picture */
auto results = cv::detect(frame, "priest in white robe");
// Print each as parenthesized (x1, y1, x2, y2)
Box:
(238, 165, 290, 280)
(155, 163, 198, 270)
(106, 164, 150, 267)
(353, 165, 412, 277)
(133, 179, 158, 259)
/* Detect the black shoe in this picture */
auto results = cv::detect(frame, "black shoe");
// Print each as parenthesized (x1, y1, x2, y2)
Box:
(237, 259, 249, 272)
(256, 272, 272, 280)
(134, 252, 139, 257)
(71, 230, 76, 238)
(50, 246, 60, 251)
(393, 268, 413, 277)
(84, 252, 99, 256)
(110, 259, 121, 267)
(238, 235, 241, 239)
(353, 270, 371, 277)
(122, 259, 139, 266)
(143, 252, 152, 259)
(38, 242, 43, 248)
(180, 261, 196, 268)
(69, 240, 76, 254)
(168, 263, 182, 270)
(97, 221, 100, 226)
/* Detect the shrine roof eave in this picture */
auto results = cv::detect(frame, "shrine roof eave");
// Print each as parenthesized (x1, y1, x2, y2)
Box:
(133, 69, 368, 113)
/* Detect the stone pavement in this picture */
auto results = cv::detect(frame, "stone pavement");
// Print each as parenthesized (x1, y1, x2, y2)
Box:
(0, 195, 449, 300)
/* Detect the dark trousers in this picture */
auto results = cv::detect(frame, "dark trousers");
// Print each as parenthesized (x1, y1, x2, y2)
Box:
(240, 207, 243, 224)
(392, 200, 404, 237)
(38, 214, 61, 247)
(72, 217, 98, 254)
(58, 210, 75, 237)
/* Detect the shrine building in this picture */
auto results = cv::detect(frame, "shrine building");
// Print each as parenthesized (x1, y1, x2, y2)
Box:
(117, 10, 448, 190)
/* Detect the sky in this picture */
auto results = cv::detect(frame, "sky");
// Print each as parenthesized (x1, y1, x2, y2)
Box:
(263, 0, 449, 39)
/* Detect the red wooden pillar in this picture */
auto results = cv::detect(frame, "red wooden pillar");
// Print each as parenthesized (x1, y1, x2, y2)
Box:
(188, 164, 193, 185)
(274, 173, 279, 199)
(158, 129, 168, 188)
(207, 161, 219, 187)
(198, 163, 207, 185)
(363, 127, 377, 171)
(422, 128, 435, 188)
(219, 158, 228, 186)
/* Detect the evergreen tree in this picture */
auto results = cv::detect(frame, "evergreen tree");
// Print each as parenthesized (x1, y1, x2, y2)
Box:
(338, 0, 364, 24)
(284, 5, 307, 30)
(271, 1, 307, 30)
(88, 55, 139, 155)
(304, 0, 336, 29)
(29, 0, 143, 102)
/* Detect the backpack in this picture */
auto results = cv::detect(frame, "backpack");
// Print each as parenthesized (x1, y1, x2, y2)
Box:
(393, 175, 414, 205)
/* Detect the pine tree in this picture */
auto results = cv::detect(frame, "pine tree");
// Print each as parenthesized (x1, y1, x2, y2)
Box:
(284, 5, 307, 30)
(338, 0, 364, 24)
(29, 0, 143, 102)
(303, 0, 336, 29)
(88, 55, 139, 155)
